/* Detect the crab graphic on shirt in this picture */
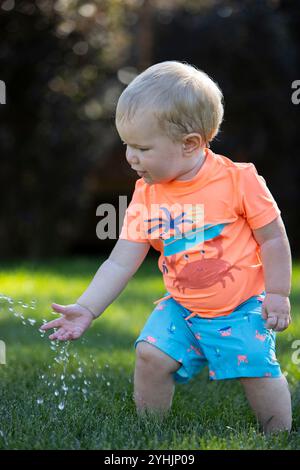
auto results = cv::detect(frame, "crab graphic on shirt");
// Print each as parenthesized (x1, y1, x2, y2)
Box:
(164, 235, 241, 293)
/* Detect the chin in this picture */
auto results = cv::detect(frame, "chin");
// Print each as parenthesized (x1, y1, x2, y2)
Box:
(142, 174, 153, 184)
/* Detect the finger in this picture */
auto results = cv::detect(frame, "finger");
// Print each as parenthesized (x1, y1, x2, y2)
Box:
(266, 315, 278, 330)
(277, 318, 290, 332)
(274, 318, 287, 332)
(49, 327, 66, 341)
(56, 328, 74, 342)
(51, 303, 68, 314)
(40, 318, 63, 331)
(57, 333, 71, 341)
(71, 327, 83, 340)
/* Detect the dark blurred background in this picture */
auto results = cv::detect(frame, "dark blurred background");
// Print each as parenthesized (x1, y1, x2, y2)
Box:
(0, 0, 299, 260)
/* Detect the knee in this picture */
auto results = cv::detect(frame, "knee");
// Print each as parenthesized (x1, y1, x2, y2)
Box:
(135, 341, 180, 374)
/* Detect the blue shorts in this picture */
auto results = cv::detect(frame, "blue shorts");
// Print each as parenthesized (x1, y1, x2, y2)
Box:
(135, 292, 282, 383)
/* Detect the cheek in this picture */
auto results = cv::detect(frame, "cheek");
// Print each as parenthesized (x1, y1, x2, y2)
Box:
(145, 146, 180, 176)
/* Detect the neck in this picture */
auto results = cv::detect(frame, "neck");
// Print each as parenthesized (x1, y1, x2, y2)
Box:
(176, 148, 206, 181)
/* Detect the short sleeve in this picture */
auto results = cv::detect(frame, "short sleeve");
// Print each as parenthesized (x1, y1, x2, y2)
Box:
(119, 180, 150, 243)
(238, 163, 281, 230)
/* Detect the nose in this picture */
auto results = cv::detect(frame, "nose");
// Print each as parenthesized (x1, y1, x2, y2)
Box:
(126, 147, 139, 166)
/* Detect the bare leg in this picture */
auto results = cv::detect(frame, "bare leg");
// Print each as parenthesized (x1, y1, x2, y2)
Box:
(240, 375, 292, 434)
(134, 341, 181, 417)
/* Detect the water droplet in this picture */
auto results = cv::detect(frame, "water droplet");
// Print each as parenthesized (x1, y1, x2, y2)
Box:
(58, 401, 65, 411)
(106, 382, 110, 387)
(71, 374, 76, 380)
(78, 367, 83, 374)
(62, 384, 68, 392)
(37, 398, 44, 405)
(105, 364, 109, 368)
(82, 388, 88, 394)
(28, 318, 36, 325)
(54, 390, 59, 397)
(22, 304, 29, 309)
(60, 374, 65, 381)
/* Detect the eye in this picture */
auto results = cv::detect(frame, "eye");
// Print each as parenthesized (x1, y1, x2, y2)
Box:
(122, 142, 149, 151)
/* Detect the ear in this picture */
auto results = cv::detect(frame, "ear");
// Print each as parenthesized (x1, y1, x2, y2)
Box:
(182, 133, 203, 155)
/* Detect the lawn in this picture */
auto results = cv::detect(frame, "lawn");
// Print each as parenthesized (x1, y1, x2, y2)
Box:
(0, 257, 299, 450)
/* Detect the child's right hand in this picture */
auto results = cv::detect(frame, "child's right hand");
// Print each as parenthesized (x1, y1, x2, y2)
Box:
(40, 303, 94, 341)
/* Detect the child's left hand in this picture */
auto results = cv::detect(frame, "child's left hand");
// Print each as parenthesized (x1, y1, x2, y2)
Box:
(261, 293, 291, 331)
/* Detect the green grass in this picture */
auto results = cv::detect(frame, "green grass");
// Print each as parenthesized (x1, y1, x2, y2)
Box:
(0, 257, 300, 450)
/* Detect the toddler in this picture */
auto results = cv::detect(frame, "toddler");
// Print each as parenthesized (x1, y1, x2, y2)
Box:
(41, 61, 292, 434)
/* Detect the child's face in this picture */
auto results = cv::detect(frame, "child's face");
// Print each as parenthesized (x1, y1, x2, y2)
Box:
(116, 110, 192, 185)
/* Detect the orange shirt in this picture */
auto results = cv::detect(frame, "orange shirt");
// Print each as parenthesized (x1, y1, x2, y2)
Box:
(120, 148, 281, 318)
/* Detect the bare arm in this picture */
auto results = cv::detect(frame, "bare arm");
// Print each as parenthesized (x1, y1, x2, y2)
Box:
(253, 216, 292, 331)
(253, 216, 292, 297)
(41, 239, 150, 341)
(76, 239, 150, 318)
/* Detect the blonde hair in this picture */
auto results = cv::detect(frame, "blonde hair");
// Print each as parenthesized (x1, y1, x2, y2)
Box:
(115, 61, 224, 145)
